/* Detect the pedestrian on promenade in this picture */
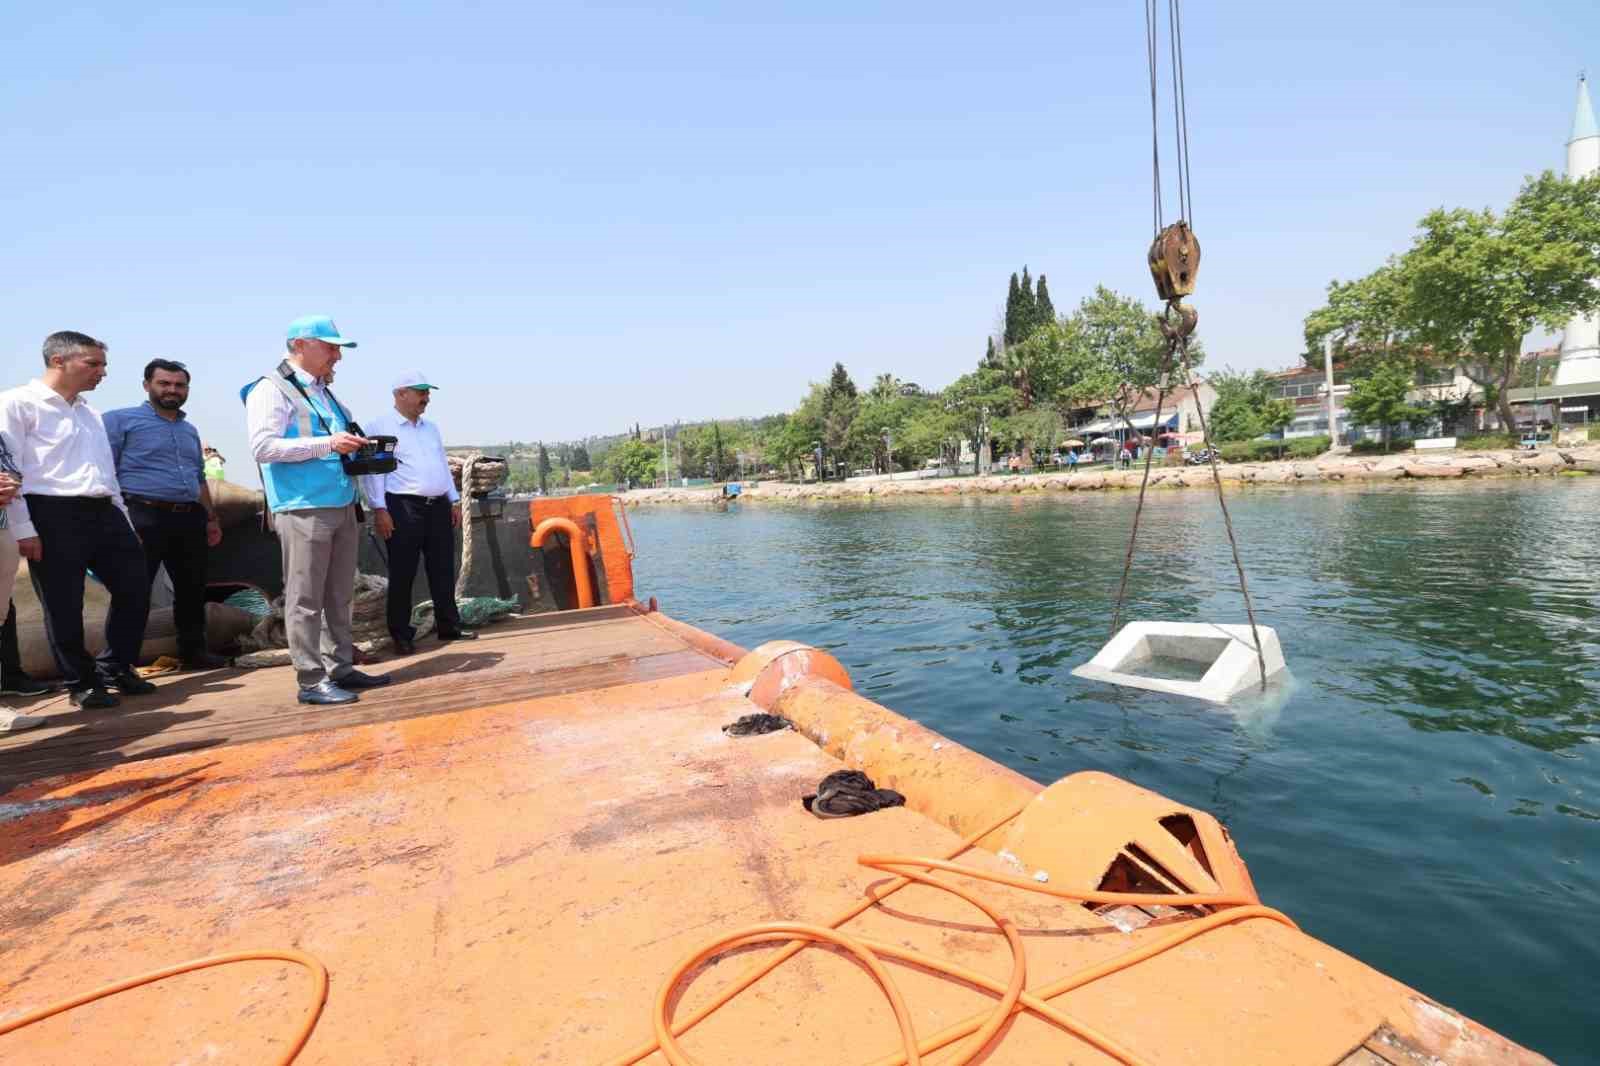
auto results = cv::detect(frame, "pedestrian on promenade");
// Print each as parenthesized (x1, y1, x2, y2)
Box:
(243, 315, 392, 706)
(362, 370, 476, 656)
(104, 359, 228, 671)
(1067, 449, 1079, 472)
(0, 332, 154, 709)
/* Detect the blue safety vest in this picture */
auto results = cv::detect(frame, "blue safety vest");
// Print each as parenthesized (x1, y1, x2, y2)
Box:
(240, 369, 357, 513)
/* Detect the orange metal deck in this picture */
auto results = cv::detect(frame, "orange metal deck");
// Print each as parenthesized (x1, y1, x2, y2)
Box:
(0, 608, 1548, 1064)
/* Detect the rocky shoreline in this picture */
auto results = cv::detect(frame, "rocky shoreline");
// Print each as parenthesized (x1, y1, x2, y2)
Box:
(621, 446, 1600, 505)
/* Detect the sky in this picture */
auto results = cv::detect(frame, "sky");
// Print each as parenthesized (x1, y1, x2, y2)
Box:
(3, 1, 1593, 470)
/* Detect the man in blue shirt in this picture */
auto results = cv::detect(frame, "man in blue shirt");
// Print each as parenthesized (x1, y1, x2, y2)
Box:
(104, 359, 227, 670)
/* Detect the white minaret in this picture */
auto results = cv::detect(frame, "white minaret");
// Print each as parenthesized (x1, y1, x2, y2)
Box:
(1554, 76, 1600, 387)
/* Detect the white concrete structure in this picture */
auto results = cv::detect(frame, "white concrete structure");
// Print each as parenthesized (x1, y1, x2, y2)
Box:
(1555, 76, 1600, 387)
(1073, 621, 1287, 704)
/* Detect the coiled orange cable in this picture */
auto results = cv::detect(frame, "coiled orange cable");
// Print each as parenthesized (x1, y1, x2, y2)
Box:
(615, 817, 1300, 1066)
(0, 948, 328, 1066)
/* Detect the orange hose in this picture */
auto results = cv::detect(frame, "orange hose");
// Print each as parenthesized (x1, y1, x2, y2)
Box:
(655, 923, 924, 1066)
(615, 837, 1300, 1066)
(0, 948, 328, 1066)
(858, 852, 1273, 910)
(602, 802, 1031, 1066)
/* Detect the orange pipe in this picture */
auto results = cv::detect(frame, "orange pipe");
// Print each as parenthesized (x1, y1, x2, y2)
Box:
(531, 516, 596, 608)
(0, 949, 328, 1065)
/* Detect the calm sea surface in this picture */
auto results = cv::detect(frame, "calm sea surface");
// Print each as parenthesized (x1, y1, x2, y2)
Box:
(631, 479, 1599, 1064)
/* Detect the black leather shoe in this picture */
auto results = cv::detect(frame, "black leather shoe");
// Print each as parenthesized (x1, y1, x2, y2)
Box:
(180, 650, 230, 670)
(104, 670, 157, 695)
(392, 638, 417, 656)
(438, 630, 478, 642)
(332, 670, 392, 690)
(70, 687, 120, 710)
(298, 680, 359, 705)
(1, 672, 53, 697)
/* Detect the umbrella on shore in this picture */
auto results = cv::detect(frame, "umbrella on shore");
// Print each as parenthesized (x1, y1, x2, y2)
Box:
(1062, 439, 1085, 448)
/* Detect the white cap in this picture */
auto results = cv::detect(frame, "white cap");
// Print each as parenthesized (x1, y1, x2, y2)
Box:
(391, 369, 439, 391)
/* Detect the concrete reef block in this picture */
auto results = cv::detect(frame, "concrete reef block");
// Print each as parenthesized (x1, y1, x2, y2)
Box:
(1072, 621, 1287, 704)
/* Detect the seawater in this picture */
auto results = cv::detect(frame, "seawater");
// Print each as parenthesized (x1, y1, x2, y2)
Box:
(631, 478, 1600, 1064)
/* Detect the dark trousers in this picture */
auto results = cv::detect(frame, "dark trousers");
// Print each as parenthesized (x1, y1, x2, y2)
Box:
(384, 494, 463, 641)
(25, 495, 151, 689)
(128, 500, 209, 656)
(1, 601, 22, 676)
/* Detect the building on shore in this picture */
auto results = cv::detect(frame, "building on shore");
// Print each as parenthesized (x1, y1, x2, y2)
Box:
(1065, 383, 1218, 449)
(1507, 75, 1600, 435)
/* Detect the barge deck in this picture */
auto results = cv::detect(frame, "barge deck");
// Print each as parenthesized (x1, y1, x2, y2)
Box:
(0, 606, 1548, 1064)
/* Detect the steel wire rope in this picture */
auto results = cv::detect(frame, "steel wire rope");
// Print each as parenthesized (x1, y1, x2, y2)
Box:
(1175, 333, 1270, 687)
(1166, 0, 1187, 222)
(1171, 0, 1194, 226)
(1144, 0, 1163, 233)
(1109, 364, 1172, 639)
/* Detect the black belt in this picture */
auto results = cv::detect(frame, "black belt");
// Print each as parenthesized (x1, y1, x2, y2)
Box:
(127, 494, 201, 513)
(387, 493, 452, 504)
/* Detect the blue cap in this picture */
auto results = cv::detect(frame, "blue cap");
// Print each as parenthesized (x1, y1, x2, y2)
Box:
(286, 314, 358, 348)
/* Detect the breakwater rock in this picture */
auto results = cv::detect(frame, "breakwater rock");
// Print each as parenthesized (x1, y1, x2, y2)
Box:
(622, 446, 1600, 506)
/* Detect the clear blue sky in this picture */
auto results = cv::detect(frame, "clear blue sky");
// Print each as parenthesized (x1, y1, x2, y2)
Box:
(3, 1, 1591, 468)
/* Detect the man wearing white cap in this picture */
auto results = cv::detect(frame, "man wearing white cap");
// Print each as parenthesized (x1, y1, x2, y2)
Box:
(363, 371, 474, 655)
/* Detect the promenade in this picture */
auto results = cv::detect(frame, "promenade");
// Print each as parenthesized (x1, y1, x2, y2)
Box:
(622, 445, 1600, 505)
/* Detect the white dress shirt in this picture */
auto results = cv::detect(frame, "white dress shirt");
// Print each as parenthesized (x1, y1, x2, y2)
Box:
(360, 409, 459, 505)
(0, 379, 128, 540)
(245, 364, 345, 465)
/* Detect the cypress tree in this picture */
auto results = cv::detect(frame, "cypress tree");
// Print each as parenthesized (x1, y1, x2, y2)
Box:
(984, 336, 998, 368)
(1019, 266, 1038, 338)
(1004, 272, 1023, 346)
(1035, 274, 1055, 331)
(537, 442, 551, 495)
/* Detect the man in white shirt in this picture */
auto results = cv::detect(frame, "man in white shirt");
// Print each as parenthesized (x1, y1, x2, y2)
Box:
(243, 315, 393, 705)
(363, 371, 475, 655)
(0, 332, 156, 709)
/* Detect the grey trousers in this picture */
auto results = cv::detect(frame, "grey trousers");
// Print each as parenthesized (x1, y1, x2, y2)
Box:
(276, 504, 358, 689)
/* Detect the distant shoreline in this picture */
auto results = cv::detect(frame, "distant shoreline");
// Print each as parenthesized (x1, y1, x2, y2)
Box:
(620, 446, 1600, 505)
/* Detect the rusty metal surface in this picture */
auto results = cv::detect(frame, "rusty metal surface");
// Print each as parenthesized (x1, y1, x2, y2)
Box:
(0, 607, 712, 794)
(0, 621, 1551, 1065)
(1147, 220, 1200, 300)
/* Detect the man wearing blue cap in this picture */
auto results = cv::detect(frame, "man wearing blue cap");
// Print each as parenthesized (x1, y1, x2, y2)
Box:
(243, 315, 393, 705)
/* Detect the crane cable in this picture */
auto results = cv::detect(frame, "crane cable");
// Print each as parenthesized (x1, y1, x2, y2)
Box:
(1112, 0, 1270, 689)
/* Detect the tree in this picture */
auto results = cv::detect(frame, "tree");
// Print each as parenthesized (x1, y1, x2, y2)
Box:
(1066, 286, 1204, 438)
(537, 442, 551, 495)
(767, 383, 826, 479)
(819, 363, 859, 473)
(602, 438, 658, 487)
(944, 367, 1014, 474)
(1034, 274, 1055, 334)
(1004, 272, 1024, 346)
(1305, 171, 1600, 432)
(570, 443, 591, 471)
(1343, 362, 1430, 450)
(984, 336, 999, 368)
(710, 422, 727, 481)
(1206, 370, 1294, 447)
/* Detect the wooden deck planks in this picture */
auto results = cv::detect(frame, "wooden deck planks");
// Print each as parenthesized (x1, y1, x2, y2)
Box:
(0, 610, 725, 793)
